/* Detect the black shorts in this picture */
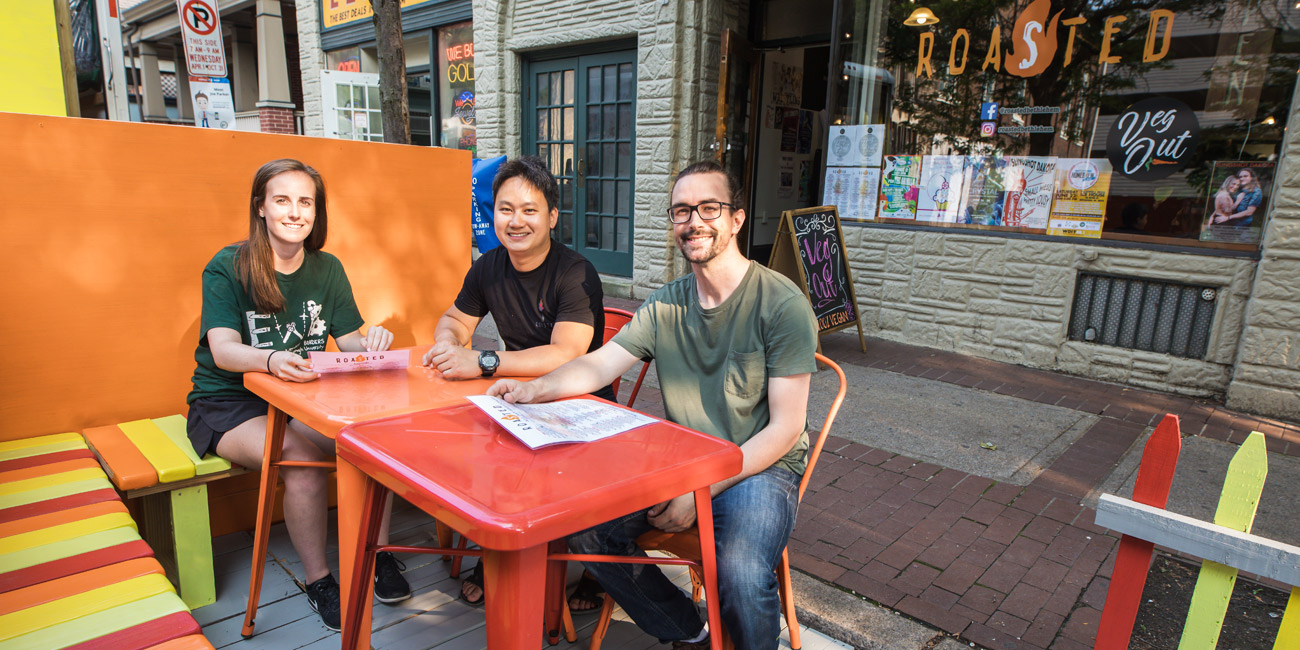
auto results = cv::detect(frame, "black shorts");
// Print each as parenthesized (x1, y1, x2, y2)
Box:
(186, 396, 274, 457)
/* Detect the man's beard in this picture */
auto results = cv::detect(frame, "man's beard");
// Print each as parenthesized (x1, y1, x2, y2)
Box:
(678, 225, 728, 264)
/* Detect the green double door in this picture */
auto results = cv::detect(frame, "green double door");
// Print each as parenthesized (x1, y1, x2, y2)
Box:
(525, 51, 636, 277)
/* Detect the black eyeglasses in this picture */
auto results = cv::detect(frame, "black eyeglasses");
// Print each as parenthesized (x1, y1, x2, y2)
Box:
(667, 201, 734, 224)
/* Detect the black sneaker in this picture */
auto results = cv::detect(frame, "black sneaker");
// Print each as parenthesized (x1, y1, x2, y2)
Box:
(671, 635, 710, 650)
(305, 574, 341, 632)
(374, 551, 412, 604)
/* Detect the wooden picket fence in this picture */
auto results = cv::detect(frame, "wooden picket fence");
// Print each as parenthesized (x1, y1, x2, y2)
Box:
(1093, 414, 1300, 649)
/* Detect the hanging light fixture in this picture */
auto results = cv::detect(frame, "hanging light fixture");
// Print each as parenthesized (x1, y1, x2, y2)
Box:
(904, 7, 939, 26)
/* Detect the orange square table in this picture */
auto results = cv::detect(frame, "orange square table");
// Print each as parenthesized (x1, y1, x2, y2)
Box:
(336, 400, 743, 650)
(240, 347, 503, 639)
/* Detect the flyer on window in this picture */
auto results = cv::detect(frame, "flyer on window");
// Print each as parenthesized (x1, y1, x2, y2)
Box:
(822, 166, 880, 222)
(960, 156, 1008, 226)
(467, 395, 658, 449)
(999, 157, 1058, 229)
(878, 155, 920, 220)
(916, 156, 972, 223)
(1048, 159, 1112, 238)
(1199, 161, 1273, 245)
(307, 350, 409, 373)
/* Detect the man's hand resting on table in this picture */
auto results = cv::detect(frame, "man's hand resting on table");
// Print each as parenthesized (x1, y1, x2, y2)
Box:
(485, 378, 541, 404)
(648, 493, 697, 533)
(422, 341, 481, 379)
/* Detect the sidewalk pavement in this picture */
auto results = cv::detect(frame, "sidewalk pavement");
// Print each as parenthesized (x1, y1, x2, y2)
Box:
(601, 296, 1300, 650)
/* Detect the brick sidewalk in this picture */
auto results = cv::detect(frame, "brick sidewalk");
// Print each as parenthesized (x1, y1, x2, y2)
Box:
(604, 296, 1299, 649)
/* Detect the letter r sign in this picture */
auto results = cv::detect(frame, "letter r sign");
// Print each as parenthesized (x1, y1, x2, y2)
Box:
(980, 102, 1000, 120)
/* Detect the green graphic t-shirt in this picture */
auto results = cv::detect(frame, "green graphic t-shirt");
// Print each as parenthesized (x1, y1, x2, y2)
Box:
(612, 261, 819, 475)
(187, 245, 365, 403)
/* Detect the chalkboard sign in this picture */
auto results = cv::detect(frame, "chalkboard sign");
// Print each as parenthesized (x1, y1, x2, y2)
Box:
(767, 206, 866, 351)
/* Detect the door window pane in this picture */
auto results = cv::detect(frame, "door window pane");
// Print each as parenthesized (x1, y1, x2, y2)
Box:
(618, 104, 632, 139)
(587, 106, 601, 139)
(437, 21, 476, 154)
(617, 142, 631, 177)
(603, 66, 617, 102)
(618, 63, 634, 101)
(588, 67, 601, 103)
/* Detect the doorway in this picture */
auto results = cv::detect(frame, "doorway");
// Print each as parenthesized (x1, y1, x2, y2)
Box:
(523, 50, 637, 277)
(745, 45, 830, 264)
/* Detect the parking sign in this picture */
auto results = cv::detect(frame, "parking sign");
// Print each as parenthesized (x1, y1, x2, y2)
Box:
(177, 0, 226, 77)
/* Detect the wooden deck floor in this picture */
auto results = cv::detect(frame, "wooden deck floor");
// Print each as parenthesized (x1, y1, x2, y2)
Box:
(195, 499, 849, 650)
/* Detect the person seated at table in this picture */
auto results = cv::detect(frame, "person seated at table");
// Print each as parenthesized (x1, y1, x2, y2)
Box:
(185, 158, 409, 632)
(422, 155, 614, 609)
(487, 160, 818, 650)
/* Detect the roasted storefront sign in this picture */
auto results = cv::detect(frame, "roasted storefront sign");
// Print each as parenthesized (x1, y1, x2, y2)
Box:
(914, 0, 1175, 78)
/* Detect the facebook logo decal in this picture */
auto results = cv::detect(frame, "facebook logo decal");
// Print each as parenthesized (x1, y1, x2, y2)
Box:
(980, 102, 1000, 120)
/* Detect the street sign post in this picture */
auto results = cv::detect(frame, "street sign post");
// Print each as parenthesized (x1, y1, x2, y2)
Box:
(176, 0, 226, 78)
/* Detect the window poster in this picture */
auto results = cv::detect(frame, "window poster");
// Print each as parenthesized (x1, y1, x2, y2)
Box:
(1048, 159, 1112, 238)
(825, 124, 886, 167)
(916, 156, 972, 223)
(960, 156, 1007, 225)
(878, 155, 920, 220)
(823, 166, 881, 222)
(1000, 157, 1058, 229)
(1200, 161, 1273, 245)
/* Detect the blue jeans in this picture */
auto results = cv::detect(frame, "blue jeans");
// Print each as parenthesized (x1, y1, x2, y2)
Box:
(568, 465, 800, 649)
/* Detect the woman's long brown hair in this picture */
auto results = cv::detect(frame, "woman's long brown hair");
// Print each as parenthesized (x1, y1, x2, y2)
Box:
(235, 159, 329, 314)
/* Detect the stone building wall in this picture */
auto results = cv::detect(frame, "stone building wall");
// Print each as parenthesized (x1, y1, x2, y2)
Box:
(846, 227, 1258, 398)
(294, 0, 326, 137)
(1226, 80, 1300, 421)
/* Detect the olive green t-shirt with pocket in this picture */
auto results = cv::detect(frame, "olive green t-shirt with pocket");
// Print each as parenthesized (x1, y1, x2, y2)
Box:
(612, 261, 818, 475)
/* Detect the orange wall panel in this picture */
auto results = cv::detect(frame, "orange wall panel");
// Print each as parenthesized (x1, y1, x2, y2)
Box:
(0, 113, 471, 440)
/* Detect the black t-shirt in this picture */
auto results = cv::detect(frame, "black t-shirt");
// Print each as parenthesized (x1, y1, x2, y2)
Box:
(455, 243, 615, 401)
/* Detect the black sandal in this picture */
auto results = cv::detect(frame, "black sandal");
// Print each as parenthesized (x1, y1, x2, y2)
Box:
(460, 564, 485, 606)
(568, 572, 605, 614)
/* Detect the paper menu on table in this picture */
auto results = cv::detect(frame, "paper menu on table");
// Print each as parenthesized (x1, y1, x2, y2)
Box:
(467, 395, 658, 449)
(307, 350, 409, 373)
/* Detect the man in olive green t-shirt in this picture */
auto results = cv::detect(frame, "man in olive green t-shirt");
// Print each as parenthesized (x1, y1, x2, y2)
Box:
(488, 161, 817, 650)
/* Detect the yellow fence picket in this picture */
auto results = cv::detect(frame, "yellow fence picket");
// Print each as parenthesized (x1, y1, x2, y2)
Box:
(1178, 432, 1268, 650)
(1276, 587, 1300, 650)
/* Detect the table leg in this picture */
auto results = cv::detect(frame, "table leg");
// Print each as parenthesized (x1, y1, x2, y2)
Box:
(241, 406, 288, 638)
(694, 487, 723, 650)
(545, 538, 567, 644)
(341, 473, 387, 650)
(483, 544, 548, 649)
(337, 457, 375, 650)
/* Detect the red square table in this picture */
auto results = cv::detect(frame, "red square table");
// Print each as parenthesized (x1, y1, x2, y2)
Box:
(241, 348, 503, 638)
(336, 399, 743, 650)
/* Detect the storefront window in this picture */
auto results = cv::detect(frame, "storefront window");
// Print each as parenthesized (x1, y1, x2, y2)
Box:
(438, 21, 476, 155)
(826, 0, 1298, 249)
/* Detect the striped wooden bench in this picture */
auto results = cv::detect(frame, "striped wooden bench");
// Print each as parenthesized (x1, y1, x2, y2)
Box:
(82, 415, 247, 609)
(0, 432, 213, 650)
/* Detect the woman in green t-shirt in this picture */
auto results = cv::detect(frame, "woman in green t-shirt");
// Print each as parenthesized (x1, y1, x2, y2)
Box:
(185, 159, 406, 631)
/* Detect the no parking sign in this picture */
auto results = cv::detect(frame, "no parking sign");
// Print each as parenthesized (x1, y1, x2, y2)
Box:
(177, 0, 227, 77)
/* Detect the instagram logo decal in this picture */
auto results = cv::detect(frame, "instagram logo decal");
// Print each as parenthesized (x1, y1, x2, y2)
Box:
(980, 122, 996, 137)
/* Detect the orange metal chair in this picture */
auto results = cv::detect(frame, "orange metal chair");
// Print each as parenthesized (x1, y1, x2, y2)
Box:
(564, 353, 848, 650)
(602, 307, 652, 407)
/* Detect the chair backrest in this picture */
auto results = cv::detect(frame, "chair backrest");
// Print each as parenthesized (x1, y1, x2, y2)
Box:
(801, 353, 847, 501)
(602, 307, 640, 402)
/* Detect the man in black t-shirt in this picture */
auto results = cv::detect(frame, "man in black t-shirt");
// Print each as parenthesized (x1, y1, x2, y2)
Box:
(422, 156, 613, 603)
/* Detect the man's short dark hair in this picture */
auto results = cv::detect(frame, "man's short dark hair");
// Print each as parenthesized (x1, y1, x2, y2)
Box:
(674, 160, 743, 210)
(493, 156, 559, 213)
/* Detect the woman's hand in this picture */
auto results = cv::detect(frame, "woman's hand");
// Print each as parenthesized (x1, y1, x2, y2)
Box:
(268, 350, 319, 383)
(361, 325, 393, 351)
